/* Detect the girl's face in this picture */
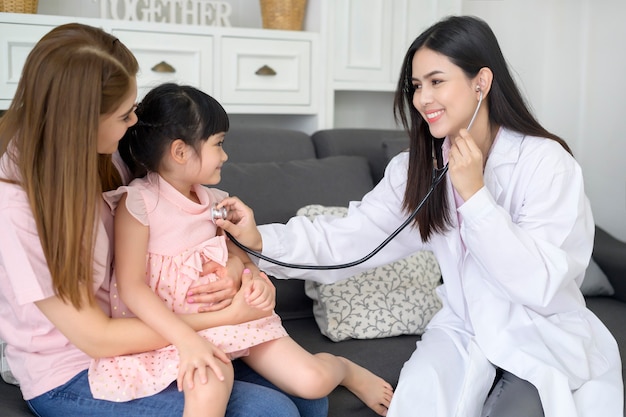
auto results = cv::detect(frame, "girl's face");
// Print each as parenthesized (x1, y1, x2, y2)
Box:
(188, 132, 228, 185)
(410, 47, 477, 139)
(97, 82, 138, 154)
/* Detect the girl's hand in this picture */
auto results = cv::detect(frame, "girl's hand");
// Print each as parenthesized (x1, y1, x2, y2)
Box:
(176, 333, 230, 392)
(228, 271, 274, 321)
(243, 269, 276, 312)
(448, 129, 485, 201)
(215, 196, 263, 252)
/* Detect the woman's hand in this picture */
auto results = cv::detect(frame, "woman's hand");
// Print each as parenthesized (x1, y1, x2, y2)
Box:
(186, 257, 243, 312)
(448, 129, 485, 201)
(215, 196, 263, 252)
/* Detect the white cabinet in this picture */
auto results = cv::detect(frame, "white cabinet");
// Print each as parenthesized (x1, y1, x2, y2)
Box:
(0, 13, 321, 130)
(0, 22, 55, 104)
(111, 29, 214, 100)
(220, 36, 312, 111)
(332, 0, 461, 91)
(333, 0, 395, 88)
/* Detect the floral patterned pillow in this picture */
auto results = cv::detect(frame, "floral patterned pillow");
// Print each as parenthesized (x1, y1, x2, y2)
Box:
(297, 205, 443, 342)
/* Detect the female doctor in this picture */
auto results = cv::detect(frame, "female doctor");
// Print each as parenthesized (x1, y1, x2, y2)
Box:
(216, 15, 623, 417)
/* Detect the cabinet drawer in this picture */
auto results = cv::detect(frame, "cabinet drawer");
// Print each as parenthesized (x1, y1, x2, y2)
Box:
(111, 29, 214, 100)
(220, 37, 311, 106)
(0, 23, 55, 103)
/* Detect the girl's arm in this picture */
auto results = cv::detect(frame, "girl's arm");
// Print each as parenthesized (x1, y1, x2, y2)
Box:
(113, 195, 201, 346)
(114, 194, 230, 387)
(226, 239, 275, 312)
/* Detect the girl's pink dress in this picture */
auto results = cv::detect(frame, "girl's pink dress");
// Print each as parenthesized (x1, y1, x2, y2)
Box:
(88, 173, 287, 401)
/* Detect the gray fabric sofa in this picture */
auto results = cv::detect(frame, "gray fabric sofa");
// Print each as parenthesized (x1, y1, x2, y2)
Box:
(2, 127, 624, 416)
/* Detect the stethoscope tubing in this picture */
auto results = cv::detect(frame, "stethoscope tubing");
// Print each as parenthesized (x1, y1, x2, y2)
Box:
(225, 166, 448, 270)
(226, 90, 483, 270)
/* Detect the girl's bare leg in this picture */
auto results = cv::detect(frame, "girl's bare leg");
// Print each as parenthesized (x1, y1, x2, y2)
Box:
(183, 360, 234, 417)
(243, 337, 393, 416)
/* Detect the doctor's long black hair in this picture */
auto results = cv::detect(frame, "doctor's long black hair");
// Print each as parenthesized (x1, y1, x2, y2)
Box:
(393, 15, 571, 242)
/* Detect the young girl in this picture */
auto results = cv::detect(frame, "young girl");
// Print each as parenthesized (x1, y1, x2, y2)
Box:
(218, 15, 623, 417)
(89, 83, 394, 417)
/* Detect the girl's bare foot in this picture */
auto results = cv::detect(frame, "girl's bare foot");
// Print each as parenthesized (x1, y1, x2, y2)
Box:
(339, 357, 394, 416)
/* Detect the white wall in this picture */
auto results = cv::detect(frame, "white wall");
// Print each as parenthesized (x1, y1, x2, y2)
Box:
(579, 1, 626, 240)
(462, 0, 626, 239)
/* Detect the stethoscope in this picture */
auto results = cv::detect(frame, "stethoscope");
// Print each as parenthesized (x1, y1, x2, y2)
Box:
(224, 89, 484, 270)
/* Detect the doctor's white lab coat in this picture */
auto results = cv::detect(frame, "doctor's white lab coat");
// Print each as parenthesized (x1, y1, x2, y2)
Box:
(258, 128, 623, 417)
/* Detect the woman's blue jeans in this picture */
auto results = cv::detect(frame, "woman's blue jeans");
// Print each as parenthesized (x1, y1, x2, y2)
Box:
(27, 360, 328, 417)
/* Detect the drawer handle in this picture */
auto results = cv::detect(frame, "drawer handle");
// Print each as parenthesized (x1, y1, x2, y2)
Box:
(255, 65, 277, 76)
(151, 61, 176, 73)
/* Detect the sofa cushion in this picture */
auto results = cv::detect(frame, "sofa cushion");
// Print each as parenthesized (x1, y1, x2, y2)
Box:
(224, 127, 316, 163)
(270, 277, 314, 321)
(0, 380, 30, 417)
(592, 226, 626, 302)
(219, 156, 373, 225)
(297, 205, 443, 342)
(580, 258, 615, 296)
(383, 137, 410, 161)
(0, 340, 17, 385)
(312, 129, 408, 183)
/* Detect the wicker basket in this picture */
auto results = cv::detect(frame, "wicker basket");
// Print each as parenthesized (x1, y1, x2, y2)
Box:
(0, 0, 39, 13)
(260, 0, 307, 31)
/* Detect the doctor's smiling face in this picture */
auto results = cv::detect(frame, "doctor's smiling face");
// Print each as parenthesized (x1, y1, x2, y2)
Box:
(411, 47, 479, 139)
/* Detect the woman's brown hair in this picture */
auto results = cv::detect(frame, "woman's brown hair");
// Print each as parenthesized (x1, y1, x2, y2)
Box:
(0, 23, 138, 308)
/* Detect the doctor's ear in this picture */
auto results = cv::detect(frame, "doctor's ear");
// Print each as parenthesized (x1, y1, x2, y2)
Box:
(474, 67, 494, 96)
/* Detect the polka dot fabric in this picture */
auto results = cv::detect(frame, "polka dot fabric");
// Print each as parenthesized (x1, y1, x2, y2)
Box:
(89, 314, 287, 401)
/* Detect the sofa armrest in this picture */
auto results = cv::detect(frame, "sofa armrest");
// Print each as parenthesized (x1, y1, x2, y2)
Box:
(593, 226, 626, 302)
